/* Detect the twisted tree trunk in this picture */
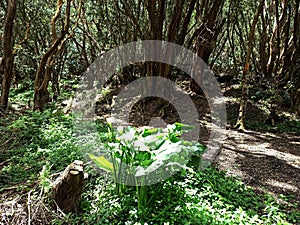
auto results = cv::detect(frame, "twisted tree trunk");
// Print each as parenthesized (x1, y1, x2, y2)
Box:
(0, 0, 17, 113)
(33, 0, 71, 111)
(235, 0, 264, 130)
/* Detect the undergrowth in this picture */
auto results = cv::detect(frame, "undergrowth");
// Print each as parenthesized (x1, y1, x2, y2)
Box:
(0, 108, 83, 191)
(1, 109, 299, 224)
(52, 167, 299, 225)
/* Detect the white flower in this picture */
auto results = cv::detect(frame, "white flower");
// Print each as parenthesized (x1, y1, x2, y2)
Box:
(133, 139, 149, 151)
(119, 131, 135, 141)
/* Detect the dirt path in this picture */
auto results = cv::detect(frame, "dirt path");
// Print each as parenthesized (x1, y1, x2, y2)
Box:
(96, 83, 300, 207)
(214, 129, 300, 207)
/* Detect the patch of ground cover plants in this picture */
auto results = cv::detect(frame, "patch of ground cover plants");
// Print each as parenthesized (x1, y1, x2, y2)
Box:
(1, 110, 299, 224)
(225, 84, 300, 134)
(0, 108, 83, 191)
(54, 167, 299, 224)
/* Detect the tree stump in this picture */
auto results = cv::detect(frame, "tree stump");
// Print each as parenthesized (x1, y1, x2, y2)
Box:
(51, 160, 86, 213)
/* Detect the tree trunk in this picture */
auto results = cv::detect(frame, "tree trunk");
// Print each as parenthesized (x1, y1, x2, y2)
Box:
(235, 0, 264, 130)
(291, 88, 300, 117)
(0, 0, 17, 113)
(33, 0, 71, 111)
(191, 0, 224, 95)
(52, 160, 86, 213)
(194, 0, 224, 63)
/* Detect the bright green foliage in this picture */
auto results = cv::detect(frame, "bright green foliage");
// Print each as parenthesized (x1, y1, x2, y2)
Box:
(39, 162, 52, 194)
(89, 123, 205, 179)
(1, 110, 298, 224)
(88, 123, 205, 212)
(87, 154, 114, 173)
(53, 167, 298, 224)
(0, 109, 83, 191)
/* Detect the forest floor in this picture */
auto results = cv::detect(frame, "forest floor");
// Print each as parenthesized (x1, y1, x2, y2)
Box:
(100, 76, 300, 210)
(214, 82, 299, 210)
(0, 75, 299, 224)
(199, 81, 299, 210)
(216, 129, 300, 209)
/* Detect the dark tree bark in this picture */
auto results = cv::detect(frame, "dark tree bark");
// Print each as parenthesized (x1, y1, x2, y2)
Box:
(291, 88, 300, 117)
(33, 0, 72, 111)
(178, 0, 197, 46)
(190, 0, 225, 95)
(257, 0, 299, 117)
(194, 0, 224, 63)
(235, 0, 264, 130)
(0, 0, 17, 113)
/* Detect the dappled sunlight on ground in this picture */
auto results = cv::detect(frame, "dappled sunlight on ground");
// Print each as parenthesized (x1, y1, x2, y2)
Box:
(215, 129, 300, 207)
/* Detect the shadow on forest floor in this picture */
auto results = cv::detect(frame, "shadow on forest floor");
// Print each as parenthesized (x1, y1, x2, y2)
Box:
(95, 80, 300, 209)
(0, 77, 299, 224)
(217, 129, 300, 209)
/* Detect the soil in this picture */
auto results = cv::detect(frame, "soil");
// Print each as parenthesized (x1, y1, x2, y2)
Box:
(96, 79, 300, 209)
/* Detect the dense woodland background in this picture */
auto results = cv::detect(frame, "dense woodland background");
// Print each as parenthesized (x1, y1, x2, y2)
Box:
(0, 0, 299, 224)
(0, 0, 299, 120)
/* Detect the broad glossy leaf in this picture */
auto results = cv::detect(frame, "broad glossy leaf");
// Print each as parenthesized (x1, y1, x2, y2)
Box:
(140, 159, 154, 167)
(88, 153, 113, 172)
(168, 133, 180, 143)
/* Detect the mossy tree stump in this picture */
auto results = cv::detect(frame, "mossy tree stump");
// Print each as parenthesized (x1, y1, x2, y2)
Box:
(51, 160, 86, 213)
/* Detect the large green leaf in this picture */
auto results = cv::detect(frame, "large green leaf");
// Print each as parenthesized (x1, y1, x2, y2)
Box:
(88, 153, 114, 173)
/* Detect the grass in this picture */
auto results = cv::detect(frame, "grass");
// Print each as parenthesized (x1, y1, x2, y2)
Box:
(1, 108, 299, 224)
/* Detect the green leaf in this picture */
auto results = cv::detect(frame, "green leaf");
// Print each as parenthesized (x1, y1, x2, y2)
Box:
(168, 133, 180, 142)
(140, 159, 154, 167)
(142, 128, 159, 137)
(134, 151, 151, 161)
(154, 141, 181, 161)
(174, 122, 195, 132)
(88, 153, 114, 172)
